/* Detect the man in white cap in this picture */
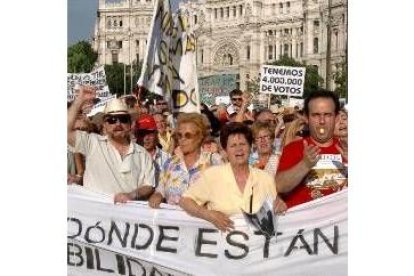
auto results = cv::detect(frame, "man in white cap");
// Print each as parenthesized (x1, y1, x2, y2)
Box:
(275, 90, 348, 209)
(68, 86, 155, 203)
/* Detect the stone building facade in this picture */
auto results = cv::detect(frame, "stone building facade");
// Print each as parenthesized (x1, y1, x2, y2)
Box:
(92, 0, 347, 91)
(92, 0, 155, 66)
(180, 0, 347, 90)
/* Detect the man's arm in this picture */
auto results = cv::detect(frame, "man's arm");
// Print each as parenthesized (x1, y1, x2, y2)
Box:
(67, 86, 96, 147)
(275, 140, 320, 193)
(113, 186, 155, 203)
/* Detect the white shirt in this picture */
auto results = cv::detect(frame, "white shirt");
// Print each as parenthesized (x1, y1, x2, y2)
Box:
(75, 131, 155, 195)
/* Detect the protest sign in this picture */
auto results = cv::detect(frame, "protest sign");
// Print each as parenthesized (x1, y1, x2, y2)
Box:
(68, 185, 347, 275)
(198, 74, 238, 106)
(138, 1, 200, 113)
(67, 65, 111, 102)
(260, 65, 306, 97)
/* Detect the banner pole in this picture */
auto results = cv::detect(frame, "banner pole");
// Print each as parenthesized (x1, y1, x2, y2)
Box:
(268, 93, 271, 109)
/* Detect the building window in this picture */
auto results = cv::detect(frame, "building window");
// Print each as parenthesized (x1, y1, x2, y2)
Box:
(233, 6, 236, 17)
(119, 20, 123, 27)
(279, 3, 283, 14)
(268, 30, 273, 36)
(201, 49, 204, 64)
(284, 28, 289, 35)
(239, 5, 243, 16)
(287, 2, 290, 13)
(300, 42, 303, 57)
(194, 15, 197, 24)
(214, 8, 217, 19)
(112, 51, 119, 64)
(246, 45, 250, 60)
(136, 40, 139, 48)
(314, 20, 319, 28)
(334, 30, 338, 50)
(220, 8, 224, 18)
(279, 43, 283, 58)
(229, 54, 233, 65)
(268, 45, 273, 60)
(284, 44, 289, 56)
(300, 26, 303, 34)
(313, 37, 319, 53)
(226, 7, 230, 17)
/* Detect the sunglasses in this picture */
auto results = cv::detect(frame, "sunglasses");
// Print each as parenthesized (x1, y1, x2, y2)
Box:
(231, 97, 243, 102)
(176, 132, 198, 140)
(104, 115, 131, 124)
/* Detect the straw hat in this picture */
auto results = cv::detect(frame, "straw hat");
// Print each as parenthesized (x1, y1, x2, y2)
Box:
(91, 98, 138, 125)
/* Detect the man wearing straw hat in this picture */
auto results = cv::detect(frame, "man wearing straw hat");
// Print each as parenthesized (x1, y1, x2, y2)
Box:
(68, 86, 155, 203)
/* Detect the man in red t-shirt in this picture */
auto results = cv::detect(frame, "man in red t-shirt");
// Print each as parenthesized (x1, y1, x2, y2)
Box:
(275, 90, 348, 208)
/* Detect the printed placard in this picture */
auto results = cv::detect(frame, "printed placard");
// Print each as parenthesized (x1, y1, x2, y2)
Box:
(260, 65, 306, 97)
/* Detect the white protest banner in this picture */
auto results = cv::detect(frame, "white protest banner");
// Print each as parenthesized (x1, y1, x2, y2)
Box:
(67, 65, 111, 102)
(260, 65, 306, 97)
(138, 1, 200, 113)
(68, 185, 347, 275)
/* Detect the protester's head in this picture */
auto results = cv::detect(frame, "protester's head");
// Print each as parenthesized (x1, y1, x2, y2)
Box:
(334, 108, 348, 138)
(120, 95, 138, 109)
(220, 122, 253, 167)
(153, 112, 167, 135)
(155, 99, 169, 113)
(251, 121, 275, 155)
(202, 136, 220, 154)
(256, 109, 276, 127)
(229, 89, 244, 108)
(175, 113, 210, 155)
(304, 90, 340, 145)
(102, 98, 137, 141)
(74, 114, 92, 132)
(135, 114, 158, 151)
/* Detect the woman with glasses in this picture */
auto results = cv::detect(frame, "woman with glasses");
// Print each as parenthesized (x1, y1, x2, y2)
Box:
(148, 113, 222, 208)
(179, 122, 286, 232)
(249, 121, 281, 176)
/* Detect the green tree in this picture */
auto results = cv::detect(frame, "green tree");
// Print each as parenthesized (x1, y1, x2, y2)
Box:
(105, 61, 142, 97)
(270, 55, 324, 99)
(67, 41, 98, 73)
(333, 61, 348, 100)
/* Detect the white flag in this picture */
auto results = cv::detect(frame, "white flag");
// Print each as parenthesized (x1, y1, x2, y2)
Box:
(138, 0, 200, 113)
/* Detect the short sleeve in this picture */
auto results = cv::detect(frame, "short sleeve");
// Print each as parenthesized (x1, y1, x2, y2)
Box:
(182, 171, 211, 206)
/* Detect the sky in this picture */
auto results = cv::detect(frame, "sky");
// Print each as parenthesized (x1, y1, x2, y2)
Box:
(68, 0, 183, 46)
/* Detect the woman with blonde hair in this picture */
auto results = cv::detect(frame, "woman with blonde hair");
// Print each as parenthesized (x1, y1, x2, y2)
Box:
(280, 118, 308, 149)
(249, 121, 281, 176)
(148, 112, 222, 208)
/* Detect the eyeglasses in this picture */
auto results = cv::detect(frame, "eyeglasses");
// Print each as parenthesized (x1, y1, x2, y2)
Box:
(231, 97, 243, 102)
(104, 115, 131, 124)
(255, 135, 271, 141)
(176, 132, 198, 140)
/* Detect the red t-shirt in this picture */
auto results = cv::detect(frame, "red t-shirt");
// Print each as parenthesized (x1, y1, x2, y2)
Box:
(277, 137, 347, 208)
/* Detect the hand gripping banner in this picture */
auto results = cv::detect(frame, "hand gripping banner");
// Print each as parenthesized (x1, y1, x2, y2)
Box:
(67, 185, 347, 275)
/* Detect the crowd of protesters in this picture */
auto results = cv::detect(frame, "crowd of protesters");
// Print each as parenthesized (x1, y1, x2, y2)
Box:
(68, 86, 348, 231)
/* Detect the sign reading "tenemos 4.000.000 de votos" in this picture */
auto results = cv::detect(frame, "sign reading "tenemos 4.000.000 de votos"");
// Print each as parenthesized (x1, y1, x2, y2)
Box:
(260, 65, 306, 97)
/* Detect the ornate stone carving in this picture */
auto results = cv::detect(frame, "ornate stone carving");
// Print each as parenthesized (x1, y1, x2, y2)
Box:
(213, 42, 239, 66)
